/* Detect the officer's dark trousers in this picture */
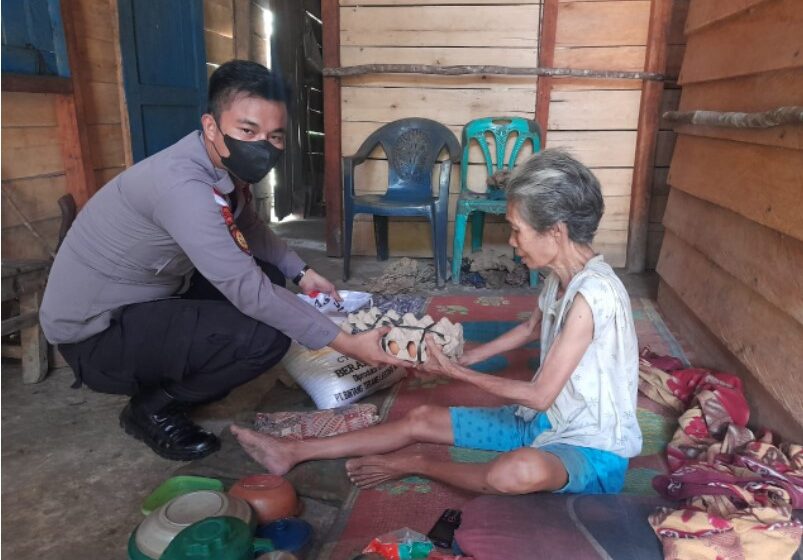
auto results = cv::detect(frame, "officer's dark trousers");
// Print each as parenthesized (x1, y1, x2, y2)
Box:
(58, 261, 291, 404)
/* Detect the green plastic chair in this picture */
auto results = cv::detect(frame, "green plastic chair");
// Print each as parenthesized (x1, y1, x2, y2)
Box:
(451, 117, 543, 285)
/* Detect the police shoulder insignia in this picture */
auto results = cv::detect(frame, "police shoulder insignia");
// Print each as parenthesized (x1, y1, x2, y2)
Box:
(220, 204, 251, 255)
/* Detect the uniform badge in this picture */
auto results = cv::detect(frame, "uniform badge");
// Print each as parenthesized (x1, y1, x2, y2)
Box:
(215, 189, 251, 255)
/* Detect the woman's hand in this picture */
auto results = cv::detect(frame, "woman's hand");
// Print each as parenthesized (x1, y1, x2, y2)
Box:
(298, 268, 342, 302)
(457, 348, 482, 367)
(329, 327, 408, 368)
(416, 334, 463, 380)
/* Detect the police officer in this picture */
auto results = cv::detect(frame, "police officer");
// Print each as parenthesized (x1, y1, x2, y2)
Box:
(40, 60, 405, 461)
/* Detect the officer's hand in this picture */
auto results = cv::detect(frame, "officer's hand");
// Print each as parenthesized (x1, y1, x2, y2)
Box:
(298, 268, 342, 302)
(329, 327, 408, 368)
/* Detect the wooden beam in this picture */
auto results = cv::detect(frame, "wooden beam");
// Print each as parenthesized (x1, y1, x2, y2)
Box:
(1, 262, 49, 301)
(663, 106, 803, 128)
(322, 0, 342, 256)
(19, 289, 48, 384)
(323, 64, 666, 81)
(1, 312, 39, 337)
(233, 0, 251, 60)
(1, 73, 73, 94)
(58, 0, 97, 207)
(626, 0, 673, 273)
(55, 91, 94, 207)
(110, 0, 134, 168)
(2, 345, 23, 360)
(535, 0, 558, 144)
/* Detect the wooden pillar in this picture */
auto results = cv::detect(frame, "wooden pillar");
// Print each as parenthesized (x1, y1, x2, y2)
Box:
(55, 95, 95, 207)
(20, 289, 48, 384)
(110, 0, 134, 168)
(626, 0, 673, 272)
(322, 0, 342, 256)
(58, 0, 97, 207)
(534, 0, 558, 143)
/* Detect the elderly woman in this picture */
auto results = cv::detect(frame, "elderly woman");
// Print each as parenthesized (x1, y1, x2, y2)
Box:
(232, 149, 642, 496)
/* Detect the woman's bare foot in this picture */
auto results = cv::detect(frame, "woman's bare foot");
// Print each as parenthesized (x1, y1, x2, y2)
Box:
(345, 452, 423, 489)
(230, 425, 297, 475)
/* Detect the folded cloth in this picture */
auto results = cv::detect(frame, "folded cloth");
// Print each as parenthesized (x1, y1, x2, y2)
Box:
(650, 494, 802, 560)
(642, 350, 803, 560)
(638, 359, 685, 412)
(638, 357, 751, 471)
(640, 347, 685, 373)
(254, 403, 380, 440)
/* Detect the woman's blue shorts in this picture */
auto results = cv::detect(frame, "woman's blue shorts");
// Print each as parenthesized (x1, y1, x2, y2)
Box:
(449, 405, 628, 494)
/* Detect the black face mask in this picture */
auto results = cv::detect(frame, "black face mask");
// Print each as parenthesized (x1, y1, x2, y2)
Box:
(215, 124, 283, 184)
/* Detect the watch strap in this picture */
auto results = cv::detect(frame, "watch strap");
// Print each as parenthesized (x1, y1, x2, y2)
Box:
(292, 264, 311, 285)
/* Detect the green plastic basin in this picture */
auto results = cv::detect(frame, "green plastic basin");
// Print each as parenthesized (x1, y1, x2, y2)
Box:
(141, 476, 224, 516)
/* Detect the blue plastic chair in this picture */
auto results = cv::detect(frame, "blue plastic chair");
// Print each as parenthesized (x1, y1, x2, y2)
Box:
(451, 117, 543, 285)
(342, 118, 461, 287)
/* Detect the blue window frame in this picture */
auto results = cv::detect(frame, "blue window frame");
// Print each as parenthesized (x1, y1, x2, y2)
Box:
(1, 0, 69, 77)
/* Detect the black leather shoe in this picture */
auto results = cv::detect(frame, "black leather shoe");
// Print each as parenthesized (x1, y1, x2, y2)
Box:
(119, 401, 220, 461)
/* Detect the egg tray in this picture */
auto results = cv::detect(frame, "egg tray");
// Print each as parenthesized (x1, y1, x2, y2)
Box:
(343, 307, 463, 364)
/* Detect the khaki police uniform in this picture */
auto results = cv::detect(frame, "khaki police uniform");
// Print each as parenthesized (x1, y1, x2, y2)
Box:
(40, 131, 341, 402)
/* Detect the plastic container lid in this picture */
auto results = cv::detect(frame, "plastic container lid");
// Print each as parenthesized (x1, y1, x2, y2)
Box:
(141, 476, 224, 516)
(160, 516, 273, 560)
(255, 518, 312, 552)
(135, 491, 253, 559)
(127, 527, 152, 560)
(256, 552, 299, 560)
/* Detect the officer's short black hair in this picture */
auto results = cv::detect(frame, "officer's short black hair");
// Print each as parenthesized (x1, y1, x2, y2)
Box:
(207, 60, 291, 119)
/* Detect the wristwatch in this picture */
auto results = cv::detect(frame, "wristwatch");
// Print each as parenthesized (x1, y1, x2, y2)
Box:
(292, 265, 311, 285)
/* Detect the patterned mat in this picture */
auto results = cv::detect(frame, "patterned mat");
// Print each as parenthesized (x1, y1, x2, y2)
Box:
(317, 295, 688, 560)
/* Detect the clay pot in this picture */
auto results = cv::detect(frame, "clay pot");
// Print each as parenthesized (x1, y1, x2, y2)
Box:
(228, 475, 300, 524)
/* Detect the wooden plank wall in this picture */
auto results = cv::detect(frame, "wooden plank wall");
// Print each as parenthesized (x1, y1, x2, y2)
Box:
(1, 93, 66, 260)
(337, 0, 683, 267)
(657, 0, 803, 437)
(250, 1, 270, 64)
(339, 0, 541, 258)
(205, 0, 236, 77)
(206, 0, 263, 71)
(1, 0, 129, 260)
(547, 0, 651, 266)
(1, 0, 258, 261)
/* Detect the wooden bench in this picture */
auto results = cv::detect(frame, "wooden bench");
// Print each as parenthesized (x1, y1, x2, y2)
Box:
(2, 260, 50, 383)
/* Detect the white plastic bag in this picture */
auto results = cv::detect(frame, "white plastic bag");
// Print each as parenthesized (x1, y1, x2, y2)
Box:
(286, 289, 402, 409)
(296, 290, 372, 321)
(281, 342, 405, 409)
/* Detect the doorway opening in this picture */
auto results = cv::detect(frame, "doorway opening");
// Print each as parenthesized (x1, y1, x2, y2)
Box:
(259, 0, 324, 223)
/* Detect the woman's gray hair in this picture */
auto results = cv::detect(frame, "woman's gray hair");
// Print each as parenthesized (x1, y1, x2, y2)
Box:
(506, 149, 604, 245)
